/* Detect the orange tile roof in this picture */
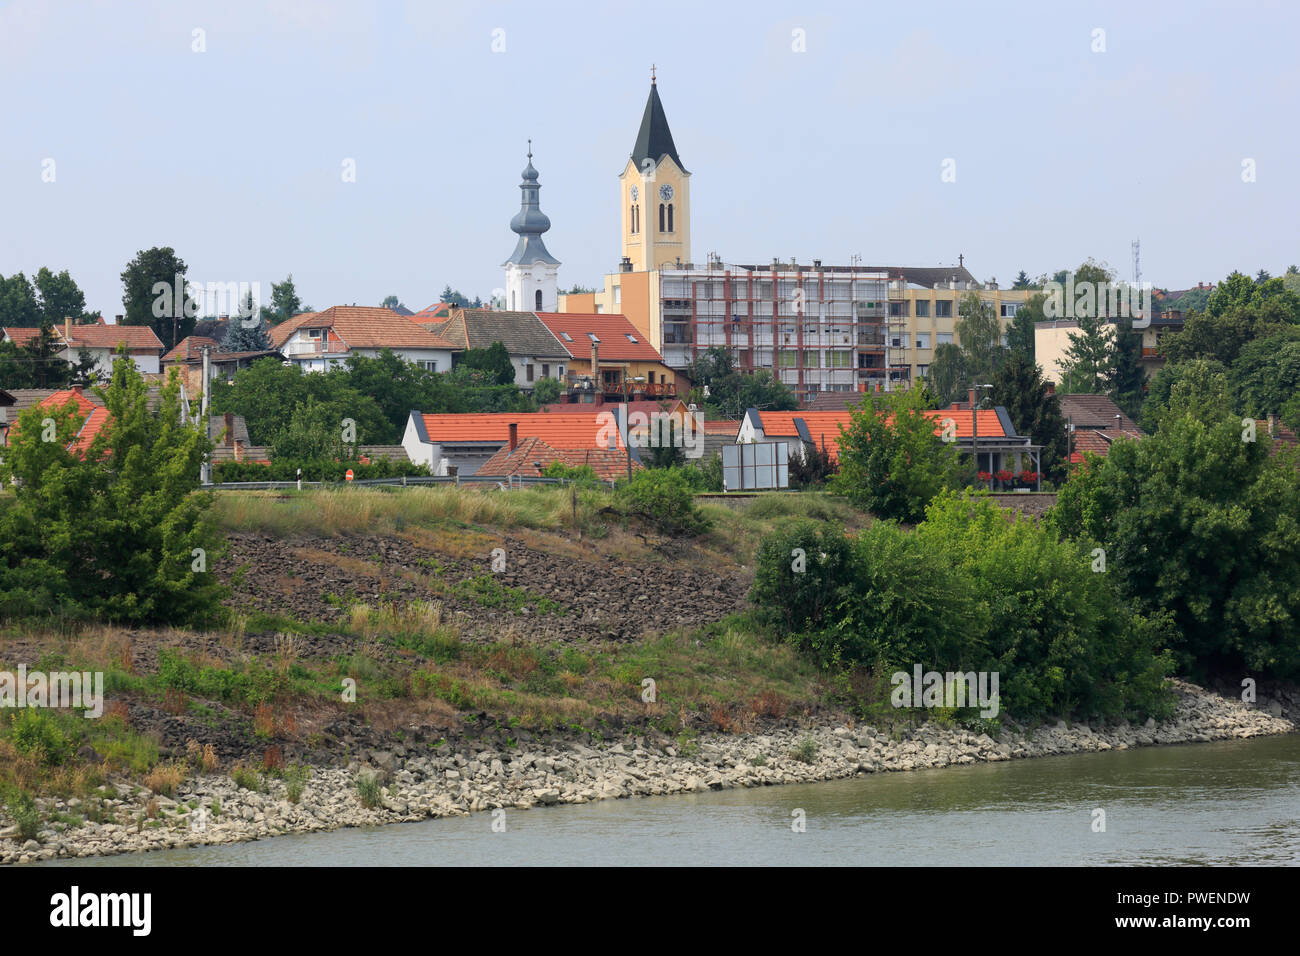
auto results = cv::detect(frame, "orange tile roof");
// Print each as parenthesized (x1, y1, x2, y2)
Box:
(2, 327, 42, 347)
(700, 419, 740, 435)
(535, 313, 665, 362)
(476, 436, 640, 482)
(289, 306, 460, 351)
(60, 324, 163, 352)
(9, 388, 111, 456)
(268, 312, 320, 348)
(417, 411, 628, 451)
(754, 408, 1009, 462)
(161, 336, 222, 363)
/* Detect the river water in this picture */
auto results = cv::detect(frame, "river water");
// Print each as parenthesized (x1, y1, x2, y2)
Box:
(44, 735, 1300, 866)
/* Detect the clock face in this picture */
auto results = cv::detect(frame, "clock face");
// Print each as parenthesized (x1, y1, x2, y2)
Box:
(658, 184, 674, 201)
(630, 185, 639, 202)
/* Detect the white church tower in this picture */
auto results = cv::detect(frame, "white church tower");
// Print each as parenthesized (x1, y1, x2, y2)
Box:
(503, 142, 560, 312)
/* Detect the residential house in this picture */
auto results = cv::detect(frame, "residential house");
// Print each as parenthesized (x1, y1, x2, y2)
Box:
(162, 335, 285, 392)
(535, 312, 682, 403)
(1058, 393, 1143, 464)
(402, 410, 636, 477)
(476, 435, 641, 483)
(2, 319, 164, 378)
(418, 308, 570, 390)
(270, 306, 459, 373)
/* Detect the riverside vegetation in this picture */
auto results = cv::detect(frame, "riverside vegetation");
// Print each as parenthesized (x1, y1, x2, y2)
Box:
(2, 355, 1298, 861)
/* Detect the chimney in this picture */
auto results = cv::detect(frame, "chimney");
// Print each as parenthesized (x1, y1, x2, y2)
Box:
(508, 422, 518, 451)
(115, 315, 123, 323)
(968, 388, 977, 409)
(234, 440, 244, 461)
(620, 256, 632, 273)
(64, 317, 71, 341)
(591, 341, 599, 382)
(813, 259, 821, 270)
(1268, 414, 1276, 437)
(224, 412, 234, 447)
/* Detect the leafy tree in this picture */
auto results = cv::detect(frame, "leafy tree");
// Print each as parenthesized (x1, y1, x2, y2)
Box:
(926, 342, 969, 407)
(34, 267, 88, 325)
(1230, 328, 1300, 418)
(687, 347, 798, 418)
(120, 247, 196, 348)
(260, 274, 309, 326)
(269, 398, 357, 461)
(1049, 377, 1300, 680)
(1007, 292, 1044, 362)
(788, 441, 838, 488)
(457, 341, 515, 385)
(380, 295, 405, 311)
(0, 353, 224, 625)
(1057, 314, 1113, 393)
(613, 467, 710, 536)
(1256, 269, 1272, 284)
(1141, 360, 1230, 433)
(1207, 270, 1300, 323)
(833, 385, 965, 522)
(561, 285, 597, 295)
(532, 376, 563, 405)
(955, 293, 1005, 386)
(990, 350, 1068, 482)
(439, 286, 482, 309)
(222, 290, 272, 352)
(1108, 314, 1147, 420)
(0, 272, 41, 327)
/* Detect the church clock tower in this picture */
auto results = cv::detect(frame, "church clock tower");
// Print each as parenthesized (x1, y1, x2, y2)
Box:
(620, 69, 690, 272)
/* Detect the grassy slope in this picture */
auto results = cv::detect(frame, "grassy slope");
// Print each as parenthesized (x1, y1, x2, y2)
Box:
(1, 486, 865, 817)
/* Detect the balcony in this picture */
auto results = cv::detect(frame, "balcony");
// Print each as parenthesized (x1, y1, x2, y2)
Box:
(284, 338, 348, 356)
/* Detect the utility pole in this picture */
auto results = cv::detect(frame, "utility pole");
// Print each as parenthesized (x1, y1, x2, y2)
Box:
(200, 345, 212, 485)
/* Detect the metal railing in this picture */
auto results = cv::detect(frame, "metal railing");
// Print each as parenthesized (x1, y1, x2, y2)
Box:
(204, 474, 615, 491)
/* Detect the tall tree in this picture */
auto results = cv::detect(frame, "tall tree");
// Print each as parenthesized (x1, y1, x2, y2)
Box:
(955, 292, 1005, 386)
(1007, 292, 1045, 362)
(0, 272, 42, 327)
(925, 342, 969, 407)
(222, 290, 272, 352)
(1108, 314, 1147, 419)
(458, 341, 515, 385)
(1058, 314, 1113, 393)
(1012, 270, 1034, 290)
(120, 247, 196, 348)
(990, 351, 1069, 482)
(34, 267, 88, 325)
(380, 295, 404, 311)
(260, 274, 308, 326)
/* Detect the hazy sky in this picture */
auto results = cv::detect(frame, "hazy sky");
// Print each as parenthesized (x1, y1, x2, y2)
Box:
(3, 0, 1297, 319)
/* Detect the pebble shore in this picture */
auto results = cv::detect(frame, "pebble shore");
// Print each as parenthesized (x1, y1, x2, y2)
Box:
(4, 679, 1294, 864)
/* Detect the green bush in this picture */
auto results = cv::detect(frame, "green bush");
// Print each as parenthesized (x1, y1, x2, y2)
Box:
(751, 491, 1174, 721)
(614, 468, 711, 536)
(0, 356, 225, 627)
(213, 457, 429, 483)
(7, 710, 76, 766)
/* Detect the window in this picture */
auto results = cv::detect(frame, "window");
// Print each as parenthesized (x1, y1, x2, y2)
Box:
(935, 300, 953, 318)
(778, 351, 797, 368)
(526, 364, 534, 382)
(916, 333, 930, 349)
(915, 300, 931, 318)
(587, 333, 600, 343)
(542, 364, 550, 378)
(937, 332, 954, 345)
(802, 350, 819, 368)
(535, 289, 543, 310)
(1001, 302, 1019, 317)
(659, 203, 665, 232)
(419, 360, 438, 372)
(667, 204, 674, 232)
(889, 335, 905, 349)
(888, 302, 908, 317)
(917, 364, 930, 378)
(1000, 333, 1009, 347)
(827, 350, 851, 368)
(614, 285, 621, 305)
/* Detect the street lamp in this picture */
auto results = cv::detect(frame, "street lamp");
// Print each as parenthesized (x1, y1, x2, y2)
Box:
(972, 383, 993, 488)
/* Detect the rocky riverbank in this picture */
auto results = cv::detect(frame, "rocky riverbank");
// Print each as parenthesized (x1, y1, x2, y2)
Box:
(5, 678, 1294, 864)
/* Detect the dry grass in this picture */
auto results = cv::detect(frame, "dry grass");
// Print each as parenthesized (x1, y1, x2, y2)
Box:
(143, 760, 185, 797)
(252, 703, 275, 738)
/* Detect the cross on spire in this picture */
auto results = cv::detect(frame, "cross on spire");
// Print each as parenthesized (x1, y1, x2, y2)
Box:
(958, 253, 964, 268)
(651, 64, 656, 84)
(527, 138, 532, 161)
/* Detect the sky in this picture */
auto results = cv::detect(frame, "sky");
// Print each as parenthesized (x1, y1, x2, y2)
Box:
(2, 0, 1297, 319)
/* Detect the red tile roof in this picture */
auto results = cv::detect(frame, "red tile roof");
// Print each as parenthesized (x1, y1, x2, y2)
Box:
(753, 408, 1009, 462)
(535, 313, 665, 362)
(268, 312, 320, 348)
(60, 324, 164, 352)
(476, 436, 640, 482)
(2, 327, 42, 347)
(417, 411, 628, 450)
(286, 306, 460, 351)
(12, 388, 112, 456)
(161, 336, 222, 363)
